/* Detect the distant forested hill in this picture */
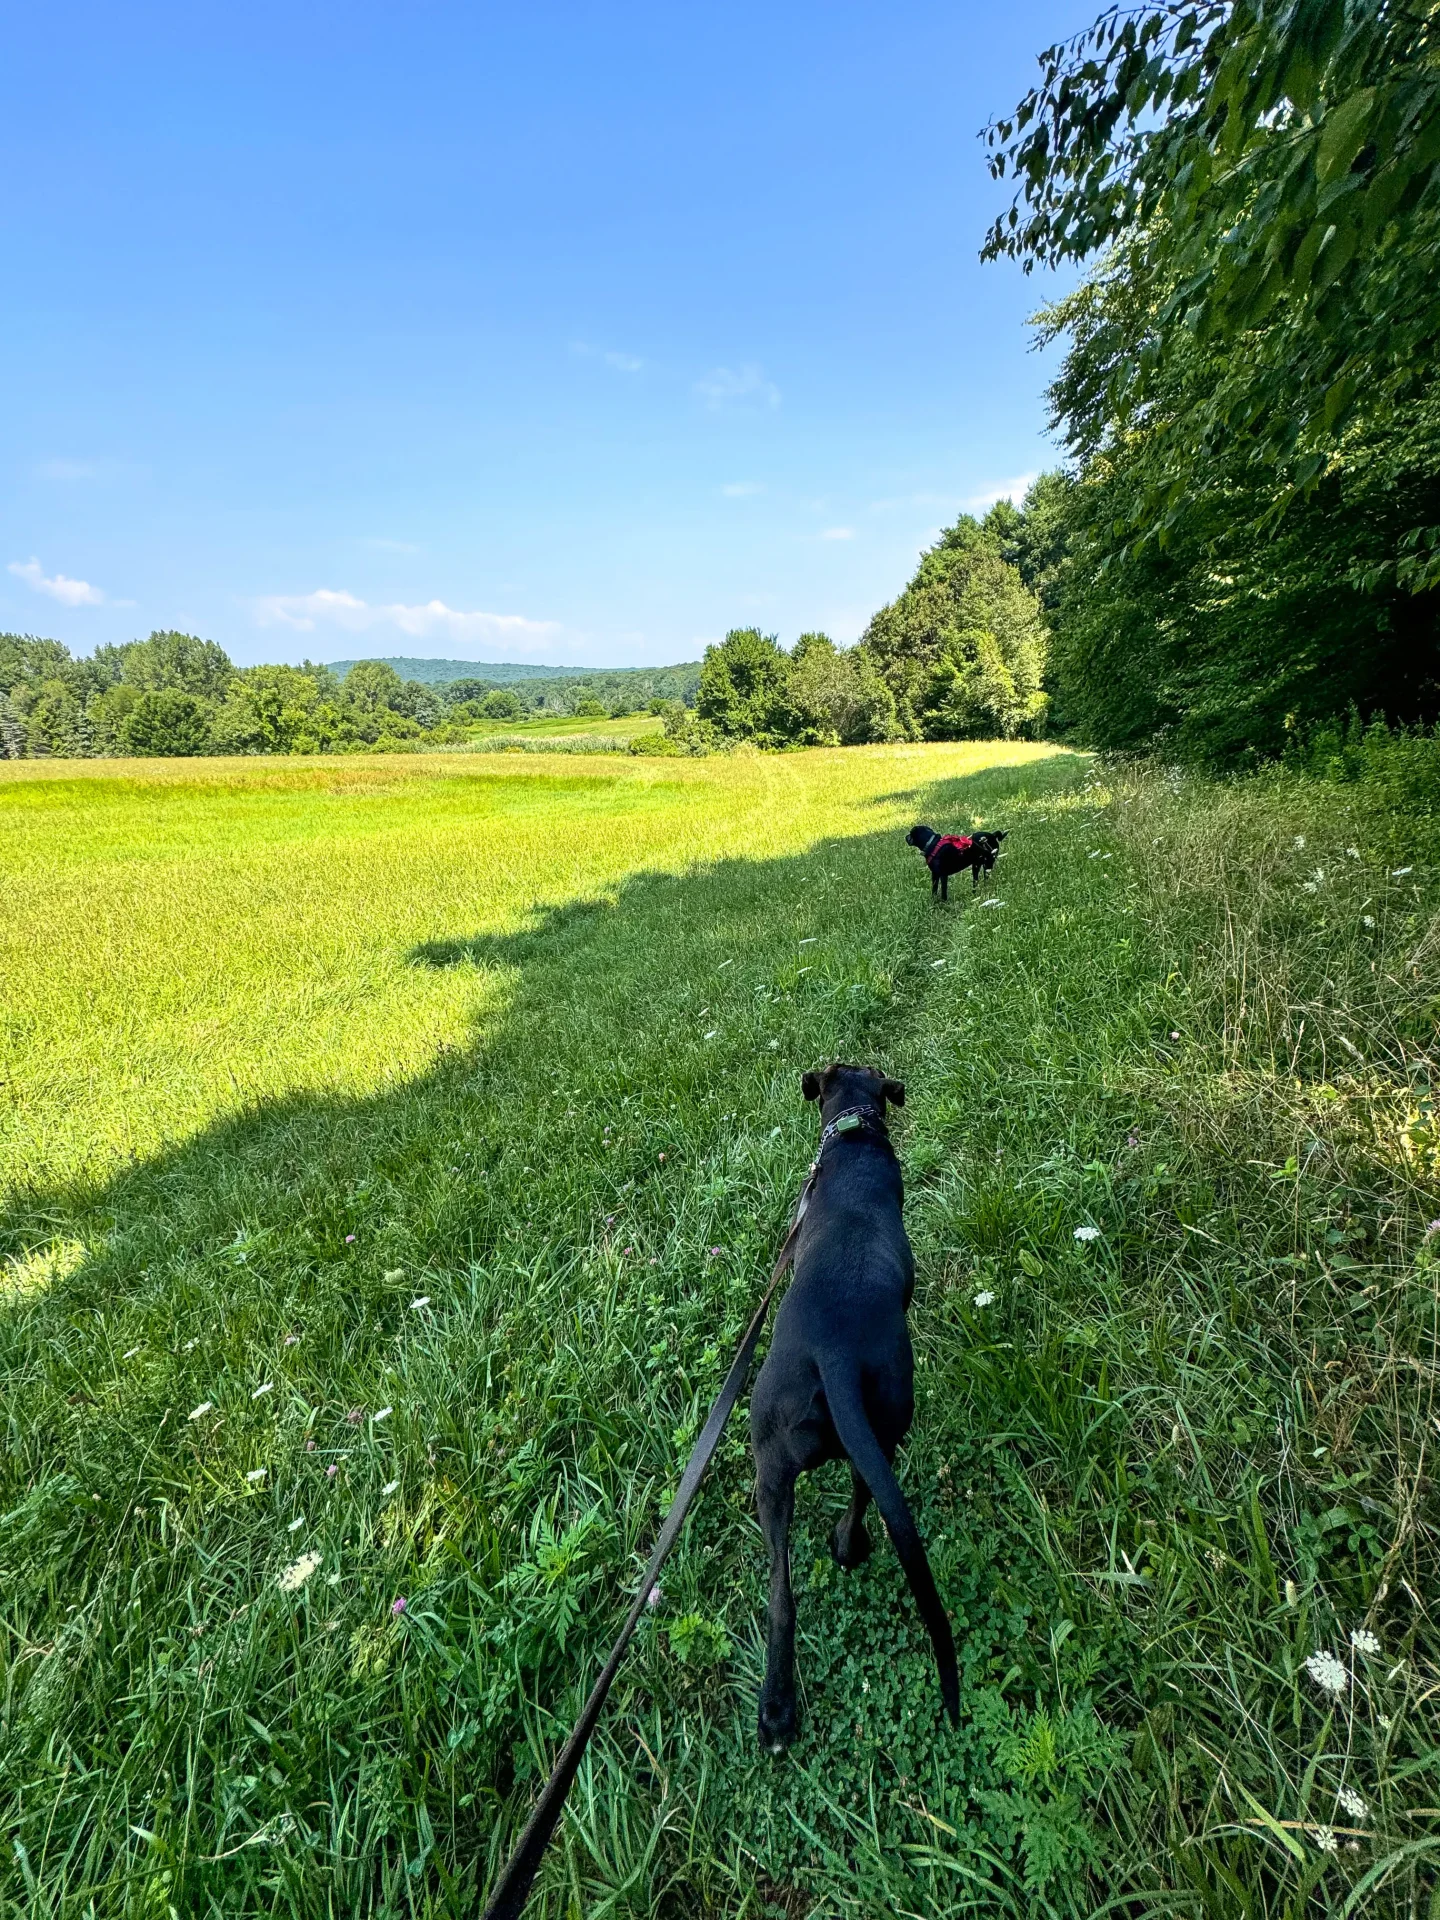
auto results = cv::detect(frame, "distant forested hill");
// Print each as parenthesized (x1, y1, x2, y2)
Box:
(326, 656, 700, 698)
(326, 657, 566, 685)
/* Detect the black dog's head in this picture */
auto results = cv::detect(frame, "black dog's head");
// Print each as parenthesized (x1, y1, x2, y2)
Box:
(800, 1061, 905, 1122)
(905, 824, 935, 850)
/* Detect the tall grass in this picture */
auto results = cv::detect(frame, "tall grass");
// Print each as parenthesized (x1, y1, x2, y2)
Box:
(1, 741, 1436, 1917)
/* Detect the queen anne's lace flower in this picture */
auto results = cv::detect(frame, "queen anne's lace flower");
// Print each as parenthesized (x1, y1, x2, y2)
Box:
(1351, 1627, 1380, 1655)
(1306, 1649, 1348, 1694)
(278, 1551, 322, 1593)
(1073, 1225, 1101, 1242)
(1312, 1824, 1338, 1855)
(973, 1291, 995, 1307)
(1337, 1786, 1369, 1821)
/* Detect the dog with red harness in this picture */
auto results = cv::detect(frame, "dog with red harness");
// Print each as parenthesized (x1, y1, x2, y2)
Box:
(906, 823, 1007, 901)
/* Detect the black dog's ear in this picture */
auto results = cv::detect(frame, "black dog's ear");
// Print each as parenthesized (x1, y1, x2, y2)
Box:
(997, 830, 1008, 840)
(881, 1077, 905, 1108)
(801, 1070, 822, 1102)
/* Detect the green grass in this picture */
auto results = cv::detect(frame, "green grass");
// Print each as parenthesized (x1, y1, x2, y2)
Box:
(452, 711, 664, 748)
(1, 742, 1437, 1917)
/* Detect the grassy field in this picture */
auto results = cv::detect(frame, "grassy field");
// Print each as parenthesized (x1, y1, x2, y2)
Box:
(453, 712, 664, 750)
(2, 742, 1437, 1917)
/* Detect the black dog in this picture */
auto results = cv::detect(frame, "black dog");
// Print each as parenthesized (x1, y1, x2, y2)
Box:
(906, 823, 1007, 901)
(749, 1063, 959, 1751)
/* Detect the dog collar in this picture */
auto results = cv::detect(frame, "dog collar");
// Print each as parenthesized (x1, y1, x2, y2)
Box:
(818, 1104, 887, 1150)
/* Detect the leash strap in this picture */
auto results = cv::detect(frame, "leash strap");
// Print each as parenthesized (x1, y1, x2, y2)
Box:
(479, 1176, 816, 1920)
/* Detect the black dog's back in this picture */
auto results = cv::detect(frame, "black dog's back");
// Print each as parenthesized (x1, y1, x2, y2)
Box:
(749, 1064, 958, 1748)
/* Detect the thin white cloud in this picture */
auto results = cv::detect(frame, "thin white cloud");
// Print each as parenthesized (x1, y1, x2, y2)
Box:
(37, 458, 101, 481)
(9, 556, 107, 606)
(964, 473, 1038, 510)
(571, 341, 645, 373)
(720, 481, 764, 498)
(252, 588, 560, 652)
(820, 527, 855, 542)
(695, 363, 781, 411)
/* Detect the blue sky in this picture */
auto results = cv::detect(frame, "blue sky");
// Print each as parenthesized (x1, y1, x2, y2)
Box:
(2, 1, 1090, 669)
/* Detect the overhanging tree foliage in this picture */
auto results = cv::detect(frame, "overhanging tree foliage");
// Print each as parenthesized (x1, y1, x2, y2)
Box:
(983, 0, 1440, 758)
(984, 0, 1440, 575)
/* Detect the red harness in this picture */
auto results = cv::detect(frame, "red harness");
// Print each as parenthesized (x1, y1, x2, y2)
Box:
(926, 833, 973, 869)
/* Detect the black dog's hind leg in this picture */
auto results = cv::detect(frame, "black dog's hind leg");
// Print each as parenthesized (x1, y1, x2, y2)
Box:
(940, 872, 949, 901)
(832, 1464, 874, 1569)
(757, 1461, 800, 1751)
(931, 868, 939, 898)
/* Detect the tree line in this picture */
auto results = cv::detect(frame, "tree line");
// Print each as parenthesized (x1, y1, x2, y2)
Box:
(0, 635, 699, 759)
(664, 507, 1052, 751)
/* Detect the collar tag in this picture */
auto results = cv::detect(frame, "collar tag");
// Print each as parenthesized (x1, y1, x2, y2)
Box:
(834, 1112, 863, 1134)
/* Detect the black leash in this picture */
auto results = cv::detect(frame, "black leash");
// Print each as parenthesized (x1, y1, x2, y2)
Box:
(478, 1168, 821, 1920)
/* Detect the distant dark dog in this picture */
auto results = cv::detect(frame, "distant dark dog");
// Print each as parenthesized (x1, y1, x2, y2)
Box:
(906, 823, 1007, 900)
(748, 1063, 959, 1752)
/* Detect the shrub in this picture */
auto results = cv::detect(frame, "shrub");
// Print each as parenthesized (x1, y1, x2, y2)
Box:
(480, 689, 524, 721)
(118, 689, 215, 757)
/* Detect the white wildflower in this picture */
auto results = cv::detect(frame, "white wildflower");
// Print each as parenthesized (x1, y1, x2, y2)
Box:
(1362, 915, 1376, 928)
(1294, 836, 1306, 849)
(1306, 1649, 1349, 1694)
(246, 1468, 267, 1483)
(409, 1296, 430, 1312)
(287, 1515, 305, 1533)
(646, 1584, 662, 1609)
(1285, 1579, 1299, 1607)
(973, 1290, 996, 1307)
(188, 1402, 213, 1421)
(183, 1338, 198, 1352)
(1312, 1824, 1338, 1854)
(382, 1480, 399, 1496)
(1346, 847, 1360, 859)
(1351, 1627, 1380, 1654)
(372, 1407, 392, 1425)
(1073, 1225, 1101, 1243)
(252, 1382, 272, 1400)
(767, 1039, 779, 1050)
(277, 1551, 322, 1593)
(1337, 1786, 1369, 1821)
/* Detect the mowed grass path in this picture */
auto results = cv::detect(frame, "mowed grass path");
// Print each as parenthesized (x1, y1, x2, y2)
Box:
(2, 745, 1437, 1918)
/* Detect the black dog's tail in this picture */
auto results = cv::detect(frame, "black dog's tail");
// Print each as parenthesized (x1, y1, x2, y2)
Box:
(819, 1360, 960, 1725)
